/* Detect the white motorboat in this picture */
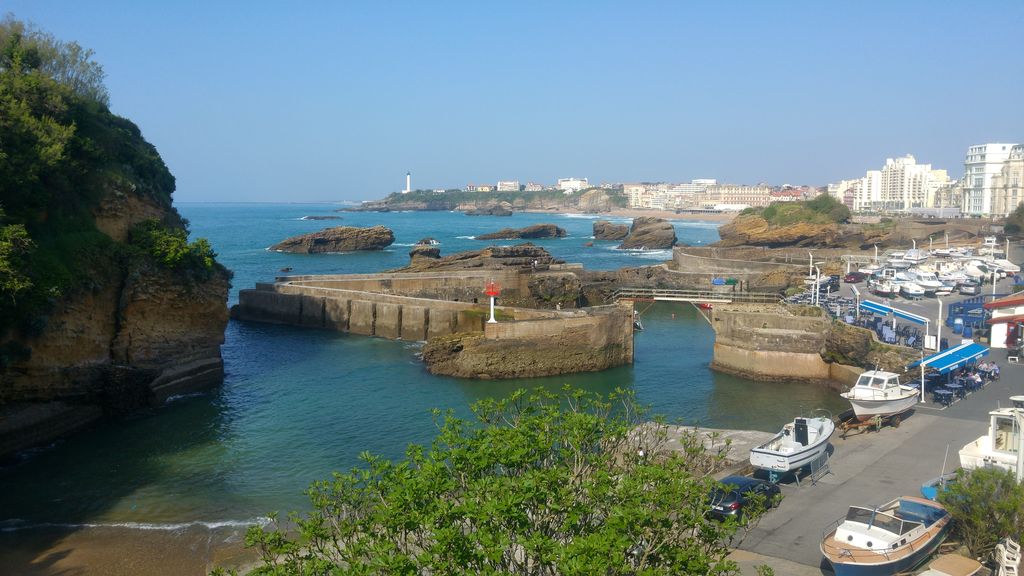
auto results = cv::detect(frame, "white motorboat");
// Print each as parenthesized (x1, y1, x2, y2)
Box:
(750, 416, 835, 472)
(959, 397, 1024, 480)
(858, 264, 881, 275)
(869, 279, 898, 297)
(841, 370, 919, 420)
(900, 282, 925, 298)
(902, 248, 929, 264)
(907, 269, 944, 293)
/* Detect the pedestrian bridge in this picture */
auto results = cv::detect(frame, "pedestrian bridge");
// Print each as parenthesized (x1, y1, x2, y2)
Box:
(609, 287, 781, 304)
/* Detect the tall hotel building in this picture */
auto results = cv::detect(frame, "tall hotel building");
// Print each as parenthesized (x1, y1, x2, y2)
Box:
(962, 143, 1018, 215)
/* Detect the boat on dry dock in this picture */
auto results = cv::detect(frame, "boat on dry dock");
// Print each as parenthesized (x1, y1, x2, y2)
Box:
(749, 415, 835, 473)
(841, 370, 919, 420)
(958, 396, 1024, 478)
(821, 496, 951, 576)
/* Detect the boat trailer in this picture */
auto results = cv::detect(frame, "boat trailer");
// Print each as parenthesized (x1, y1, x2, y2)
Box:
(836, 408, 907, 439)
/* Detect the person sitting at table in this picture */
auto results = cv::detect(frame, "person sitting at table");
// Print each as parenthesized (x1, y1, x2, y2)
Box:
(972, 372, 983, 386)
(992, 364, 1000, 379)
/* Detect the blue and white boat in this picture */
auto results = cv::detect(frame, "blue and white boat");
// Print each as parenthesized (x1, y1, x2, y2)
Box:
(821, 496, 951, 576)
(749, 416, 835, 473)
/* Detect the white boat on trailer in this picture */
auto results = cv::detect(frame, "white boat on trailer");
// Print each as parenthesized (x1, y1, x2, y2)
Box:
(900, 282, 925, 298)
(841, 370, 919, 420)
(750, 416, 835, 473)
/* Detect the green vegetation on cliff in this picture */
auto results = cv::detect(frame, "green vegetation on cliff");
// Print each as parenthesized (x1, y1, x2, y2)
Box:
(741, 193, 850, 226)
(1005, 203, 1024, 235)
(0, 17, 222, 333)
(376, 186, 628, 209)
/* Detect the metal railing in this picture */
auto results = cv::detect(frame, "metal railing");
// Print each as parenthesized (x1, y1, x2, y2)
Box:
(608, 287, 782, 304)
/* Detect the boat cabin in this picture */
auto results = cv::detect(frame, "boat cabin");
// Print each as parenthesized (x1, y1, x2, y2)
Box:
(853, 370, 901, 390)
(960, 404, 1023, 477)
(834, 499, 945, 551)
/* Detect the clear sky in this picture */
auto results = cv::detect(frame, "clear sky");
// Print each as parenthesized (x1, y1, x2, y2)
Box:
(6, 1, 1024, 202)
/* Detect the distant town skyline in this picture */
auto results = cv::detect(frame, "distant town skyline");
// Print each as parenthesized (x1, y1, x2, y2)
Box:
(6, 1, 1023, 202)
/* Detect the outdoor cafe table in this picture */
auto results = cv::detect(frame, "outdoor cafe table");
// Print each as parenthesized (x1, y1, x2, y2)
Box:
(946, 383, 965, 399)
(933, 388, 954, 406)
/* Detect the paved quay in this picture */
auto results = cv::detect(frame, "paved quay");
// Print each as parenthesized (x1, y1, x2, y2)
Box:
(735, 355, 1023, 574)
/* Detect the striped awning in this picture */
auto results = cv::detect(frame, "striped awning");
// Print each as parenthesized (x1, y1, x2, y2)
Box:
(908, 342, 989, 374)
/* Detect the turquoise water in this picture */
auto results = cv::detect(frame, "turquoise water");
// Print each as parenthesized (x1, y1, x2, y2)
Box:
(0, 204, 847, 528)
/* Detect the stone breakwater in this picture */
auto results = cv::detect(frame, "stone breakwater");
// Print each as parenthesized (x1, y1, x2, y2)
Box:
(708, 303, 919, 386)
(231, 269, 634, 379)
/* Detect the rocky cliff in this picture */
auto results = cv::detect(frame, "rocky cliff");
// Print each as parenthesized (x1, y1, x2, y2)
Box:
(618, 217, 677, 249)
(593, 220, 629, 240)
(476, 224, 566, 240)
(0, 29, 229, 458)
(717, 214, 994, 249)
(392, 243, 564, 273)
(270, 225, 395, 253)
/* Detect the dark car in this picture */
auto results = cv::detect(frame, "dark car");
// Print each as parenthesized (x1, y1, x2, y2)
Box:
(844, 272, 866, 283)
(709, 475, 781, 521)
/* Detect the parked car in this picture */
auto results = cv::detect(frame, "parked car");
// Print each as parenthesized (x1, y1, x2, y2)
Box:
(959, 283, 981, 295)
(844, 272, 867, 283)
(708, 475, 781, 521)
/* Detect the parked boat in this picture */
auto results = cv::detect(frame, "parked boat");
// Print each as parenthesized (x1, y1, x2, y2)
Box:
(900, 282, 925, 298)
(841, 370, 919, 420)
(749, 416, 835, 472)
(958, 399, 1024, 480)
(869, 279, 898, 298)
(902, 248, 929, 264)
(920, 472, 958, 501)
(820, 496, 952, 576)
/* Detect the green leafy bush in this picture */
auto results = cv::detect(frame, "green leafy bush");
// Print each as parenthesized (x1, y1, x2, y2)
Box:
(131, 220, 216, 274)
(233, 387, 762, 575)
(1005, 203, 1024, 235)
(938, 467, 1024, 557)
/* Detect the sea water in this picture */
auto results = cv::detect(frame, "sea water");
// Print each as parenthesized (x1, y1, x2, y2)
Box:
(0, 204, 846, 529)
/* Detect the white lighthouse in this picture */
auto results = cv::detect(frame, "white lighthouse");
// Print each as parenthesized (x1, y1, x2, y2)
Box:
(404, 171, 411, 194)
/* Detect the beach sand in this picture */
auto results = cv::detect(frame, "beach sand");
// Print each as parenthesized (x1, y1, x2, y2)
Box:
(522, 207, 737, 222)
(0, 525, 258, 576)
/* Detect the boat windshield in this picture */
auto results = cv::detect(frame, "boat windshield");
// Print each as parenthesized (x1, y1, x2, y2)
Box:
(855, 375, 891, 389)
(845, 507, 917, 535)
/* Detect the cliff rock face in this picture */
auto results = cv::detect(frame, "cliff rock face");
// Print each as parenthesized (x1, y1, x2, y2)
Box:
(593, 220, 629, 240)
(464, 204, 513, 216)
(476, 224, 566, 240)
(0, 42, 230, 458)
(716, 215, 839, 248)
(577, 189, 612, 212)
(618, 217, 677, 249)
(392, 243, 563, 272)
(270, 225, 395, 253)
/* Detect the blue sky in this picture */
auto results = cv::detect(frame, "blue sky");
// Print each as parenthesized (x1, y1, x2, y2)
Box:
(6, 1, 1024, 202)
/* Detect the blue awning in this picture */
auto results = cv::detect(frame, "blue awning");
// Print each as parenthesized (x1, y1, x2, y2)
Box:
(893, 309, 929, 325)
(908, 342, 989, 374)
(860, 300, 892, 315)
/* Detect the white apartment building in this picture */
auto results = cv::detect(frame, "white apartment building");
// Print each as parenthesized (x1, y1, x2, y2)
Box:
(963, 143, 1020, 215)
(846, 155, 951, 212)
(496, 180, 520, 192)
(557, 177, 589, 194)
(991, 145, 1024, 216)
(524, 182, 545, 192)
(624, 180, 715, 209)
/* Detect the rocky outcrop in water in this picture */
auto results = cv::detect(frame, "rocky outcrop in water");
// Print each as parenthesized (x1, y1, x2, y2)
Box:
(716, 215, 839, 248)
(392, 243, 563, 272)
(270, 226, 395, 253)
(476, 224, 566, 240)
(618, 217, 677, 249)
(465, 205, 513, 216)
(593, 220, 629, 240)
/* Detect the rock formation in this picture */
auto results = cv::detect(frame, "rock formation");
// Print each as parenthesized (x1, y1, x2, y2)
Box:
(476, 224, 566, 240)
(392, 243, 563, 272)
(716, 215, 839, 248)
(593, 220, 629, 240)
(465, 205, 513, 216)
(576, 189, 613, 212)
(270, 225, 395, 253)
(0, 50, 230, 458)
(618, 217, 677, 249)
(416, 237, 439, 245)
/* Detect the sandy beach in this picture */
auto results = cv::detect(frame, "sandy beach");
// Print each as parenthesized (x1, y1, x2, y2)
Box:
(522, 207, 738, 222)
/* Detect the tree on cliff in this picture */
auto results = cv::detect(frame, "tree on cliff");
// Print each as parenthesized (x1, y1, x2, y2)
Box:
(233, 387, 766, 575)
(0, 16, 222, 335)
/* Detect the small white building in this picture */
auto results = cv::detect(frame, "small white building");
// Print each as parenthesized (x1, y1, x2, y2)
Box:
(985, 292, 1024, 350)
(557, 177, 588, 194)
(497, 180, 520, 192)
(524, 182, 545, 192)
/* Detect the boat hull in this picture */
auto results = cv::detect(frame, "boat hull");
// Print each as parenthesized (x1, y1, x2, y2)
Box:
(841, 392, 918, 420)
(826, 520, 951, 576)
